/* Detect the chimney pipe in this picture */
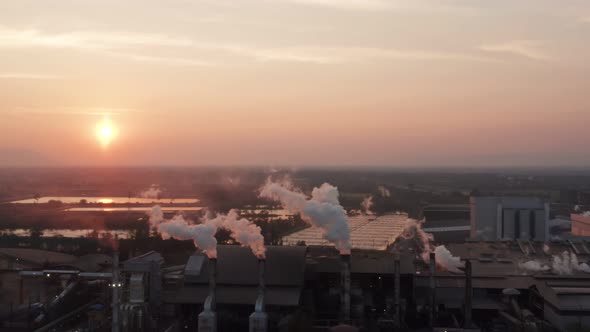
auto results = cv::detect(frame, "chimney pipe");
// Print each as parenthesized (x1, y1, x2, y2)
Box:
(199, 258, 217, 332)
(257, 259, 266, 311)
(394, 256, 401, 328)
(111, 251, 120, 332)
(341, 254, 351, 323)
(250, 259, 268, 332)
(429, 252, 436, 328)
(464, 260, 472, 329)
(208, 258, 217, 310)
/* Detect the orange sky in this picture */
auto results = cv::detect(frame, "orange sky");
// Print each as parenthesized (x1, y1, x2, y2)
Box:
(1, 0, 589, 167)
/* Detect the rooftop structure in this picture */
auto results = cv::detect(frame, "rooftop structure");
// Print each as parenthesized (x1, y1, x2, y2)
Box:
(281, 213, 409, 250)
(572, 213, 590, 236)
(470, 196, 549, 241)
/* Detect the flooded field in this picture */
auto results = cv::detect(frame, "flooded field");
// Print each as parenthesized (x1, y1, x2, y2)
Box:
(10, 196, 200, 204)
(66, 207, 204, 212)
(0, 228, 132, 239)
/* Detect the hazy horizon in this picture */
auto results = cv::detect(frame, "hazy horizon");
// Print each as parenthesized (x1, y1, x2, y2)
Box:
(1, 0, 589, 167)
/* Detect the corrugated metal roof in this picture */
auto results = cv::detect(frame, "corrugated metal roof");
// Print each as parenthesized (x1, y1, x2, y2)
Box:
(184, 245, 307, 287)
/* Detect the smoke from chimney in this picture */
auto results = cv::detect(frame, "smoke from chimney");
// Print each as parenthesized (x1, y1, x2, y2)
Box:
(361, 196, 374, 215)
(260, 180, 351, 254)
(148, 206, 266, 259)
(378, 185, 391, 197)
(553, 251, 590, 275)
(519, 260, 550, 273)
(140, 184, 162, 199)
(221, 210, 266, 259)
(400, 219, 464, 273)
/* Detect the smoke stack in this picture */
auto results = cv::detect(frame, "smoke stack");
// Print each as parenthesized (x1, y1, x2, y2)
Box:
(112, 251, 120, 332)
(250, 259, 268, 332)
(208, 258, 217, 307)
(464, 260, 472, 328)
(429, 252, 436, 328)
(394, 256, 401, 328)
(258, 259, 266, 300)
(199, 258, 217, 332)
(341, 254, 351, 323)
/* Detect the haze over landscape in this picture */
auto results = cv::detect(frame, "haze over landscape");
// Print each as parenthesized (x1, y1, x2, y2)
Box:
(1, 0, 590, 167)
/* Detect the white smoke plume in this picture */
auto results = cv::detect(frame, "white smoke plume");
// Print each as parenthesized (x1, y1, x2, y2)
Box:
(148, 206, 266, 259)
(519, 260, 550, 273)
(400, 219, 464, 273)
(361, 196, 374, 215)
(140, 184, 162, 199)
(260, 180, 351, 254)
(433, 246, 465, 274)
(552, 251, 590, 275)
(221, 209, 266, 259)
(378, 185, 391, 198)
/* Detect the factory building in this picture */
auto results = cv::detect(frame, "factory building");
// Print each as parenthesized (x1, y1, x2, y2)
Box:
(470, 197, 550, 241)
(421, 204, 471, 243)
(571, 213, 590, 236)
(111, 241, 589, 332)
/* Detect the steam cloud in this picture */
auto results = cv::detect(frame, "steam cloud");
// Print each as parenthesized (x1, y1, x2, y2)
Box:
(552, 251, 590, 275)
(378, 185, 390, 197)
(361, 196, 374, 215)
(260, 180, 351, 254)
(519, 260, 550, 273)
(400, 219, 464, 273)
(148, 206, 266, 259)
(518, 251, 590, 275)
(140, 184, 162, 199)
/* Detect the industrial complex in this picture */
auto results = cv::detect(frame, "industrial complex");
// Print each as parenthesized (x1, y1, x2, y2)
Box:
(1, 195, 590, 332)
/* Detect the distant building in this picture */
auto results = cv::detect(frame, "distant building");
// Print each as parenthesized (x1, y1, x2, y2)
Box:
(572, 214, 590, 236)
(470, 197, 549, 241)
(421, 204, 471, 243)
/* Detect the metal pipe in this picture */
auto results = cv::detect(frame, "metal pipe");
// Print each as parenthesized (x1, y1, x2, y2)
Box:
(112, 251, 120, 332)
(208, 258, 217, 310)
(341, 254, 351, 323)
(429, 252, 436, 328)
(256, 259, 266, 312)
(464, 260, 472, 328)
(394, 256, 401, 328)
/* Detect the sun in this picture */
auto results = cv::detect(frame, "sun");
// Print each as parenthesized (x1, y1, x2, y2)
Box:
(96, 121, 117, 147)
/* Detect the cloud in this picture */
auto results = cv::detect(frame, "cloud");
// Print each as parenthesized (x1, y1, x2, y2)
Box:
(272, 0, 392, 10)
(0, 27, 213, 67)
(10, 106, 137, 116)
(0, 73, 62, 80)
(0, 27, 193, 50)
(479, 40, 550, 61)
(0, 27, 494, 65)
(217, 45, 496, 64)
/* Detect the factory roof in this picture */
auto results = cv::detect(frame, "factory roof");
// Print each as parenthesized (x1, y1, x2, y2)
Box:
(282, 213, 409, 251)
(305, 246, 416, 274)
(183, 245, 307, 287)
(163, 245, 307, 306)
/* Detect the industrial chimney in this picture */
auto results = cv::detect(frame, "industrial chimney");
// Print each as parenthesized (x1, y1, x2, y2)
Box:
(249, 259, 268, 332)
(394, 256, 401, 328)
(112, 251, 120, 332)
(464, 260, 472, 329)
(341, 254, 351, 323)
(198, 258, 217, 332)
(429, 252, 436, 328)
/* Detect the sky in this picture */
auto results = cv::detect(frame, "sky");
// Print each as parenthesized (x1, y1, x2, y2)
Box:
(0, 0, 589, 167)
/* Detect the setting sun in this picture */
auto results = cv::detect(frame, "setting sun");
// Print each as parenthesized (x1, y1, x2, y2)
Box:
(97, 122, 116, 147)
